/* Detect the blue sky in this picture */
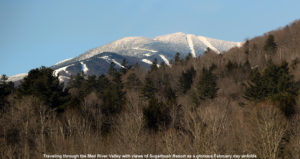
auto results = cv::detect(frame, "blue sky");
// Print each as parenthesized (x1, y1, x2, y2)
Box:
(1, 0, 300, 76)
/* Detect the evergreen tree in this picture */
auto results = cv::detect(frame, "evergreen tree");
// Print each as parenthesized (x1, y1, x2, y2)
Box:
(244, 40, 250, 55)
(291, 58, 299, 70)
(209, 63, 217, 71)
(100, 118, 113, 136)
(0, 74, 8, 82)
(120, 59, 131, 74)
(0, 74, 14, 110)
(125, 73, 142, 89)
(162, 85, 177, 105)
(102, 69, 125, 115)
(243, 60, 251, 72)
(179, 66, 196, 93)
(101, 84, 125, 116)
(17, 66, 69, 109)
(244, 68, 264, 100)
(70, 74, 98, 97)
(264, 34, 277, 53)
(67, 73, 88, 101)
(174, 52, 181, 64)
(64, 74, 84, 108)
(85, 75, 97, 93)
(226, 60, 238, 71)
(134, 62, 140, 69)
(142, 77, 157, 99)
(100, 72, 126, 135)
(150, 58, 158, 72)
(108, 62, 116, 76)
(204, 47, 211, 54)
(97, 75, 111, 95)
(160, 62, 166, 68)
(196, 68, 218, 100)
(244, 61, 298, 117)
(143, 97, 171, 132)
(185, 53, 193, 62)
(68, 73, 85, 89)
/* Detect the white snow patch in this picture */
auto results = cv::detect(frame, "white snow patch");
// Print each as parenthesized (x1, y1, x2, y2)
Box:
(133, 47, 158, 53)
(80, 62, 89, 73)
(237, 42, 243, 48)
(100, 56, 109, 60)
(55, 58, 72, 65)
(99, 56, 124, 68)
(159, 54, 170, 66)
(198, 36, 220, 54)
(186, 34, 196, 57)
(144, 53, 151, 57)
(142, 59, 153, 65)
(112, 59, 124, 68)
(7, 73, 27, 82)
(53, 66, 70, 76)
(99, 56, 112, 64)
(58, 76, 70, 82)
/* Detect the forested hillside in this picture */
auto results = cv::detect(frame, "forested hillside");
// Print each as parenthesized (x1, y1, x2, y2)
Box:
(1, 20, 300, 159)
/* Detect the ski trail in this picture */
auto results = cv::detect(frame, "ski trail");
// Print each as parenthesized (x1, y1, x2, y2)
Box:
(80, 62, 89, 73)
(159, 54, 170, 66)
(133, 47, 158, 53)
(142, 59, 153, 64)
(198, 36, 220, 54)
(99, 56, 124, 68)
(53, 65, 70, 76)
(186, 34, 196, 57)
(112, 59, 125, 68)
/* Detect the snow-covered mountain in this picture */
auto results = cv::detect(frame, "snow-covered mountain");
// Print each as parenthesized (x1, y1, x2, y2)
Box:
(9, 32, 242, 84)
(7, 73, 27, 86)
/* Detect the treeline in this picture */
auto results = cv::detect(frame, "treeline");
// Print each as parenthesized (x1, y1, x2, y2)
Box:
(1, 20, 300, 158)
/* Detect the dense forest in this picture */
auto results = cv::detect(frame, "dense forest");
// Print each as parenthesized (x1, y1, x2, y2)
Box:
(1, 20, 300, 159)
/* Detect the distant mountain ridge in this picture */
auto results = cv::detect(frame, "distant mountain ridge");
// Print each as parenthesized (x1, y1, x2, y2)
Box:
(9, 32, 242, 84)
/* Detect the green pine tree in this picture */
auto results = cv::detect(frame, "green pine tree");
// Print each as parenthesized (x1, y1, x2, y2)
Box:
(0, 74, 14, 110)
(150, 58, 158, 72)
(185, 53, 193, 62)
(120, 59, 131, 74)
(264, 34, 277, 53)
(108, 62, 116, 76)
(17, 66, 69, 109)
(174, 52, 181, 64)
(195, 68, 218, 100)
(179, 66, 196, 93)
(142, 77, 157, 99)
(244, 40, 250, 55)
(143, 97, 171, 132)
(244, 61, 298, 117)
(226, 60, 238, 72)
(125, 73, 142, 89)
(100, 72, 126, 135)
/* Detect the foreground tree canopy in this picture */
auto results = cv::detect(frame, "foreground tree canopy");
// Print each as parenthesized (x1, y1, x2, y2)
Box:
(245, 61, 298, 117)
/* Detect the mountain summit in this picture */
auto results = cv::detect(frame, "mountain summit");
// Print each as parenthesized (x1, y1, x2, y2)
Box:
(9, 33, 241, 84)
(70, 32, 241, 62)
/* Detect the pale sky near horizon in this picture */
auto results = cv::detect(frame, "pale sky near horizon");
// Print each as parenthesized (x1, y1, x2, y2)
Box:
(1, 0, 300, 76)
